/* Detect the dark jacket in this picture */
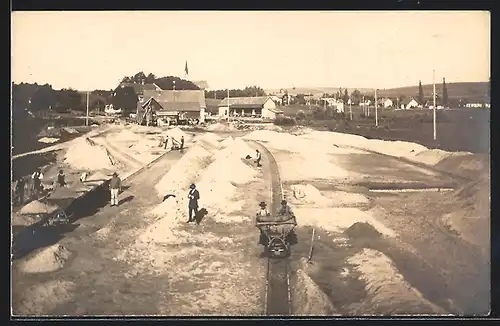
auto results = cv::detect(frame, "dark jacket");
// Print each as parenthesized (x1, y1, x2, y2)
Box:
(57, 173, 65, 186)
(188, 188, 200, 208)
(109, 175, 121, 189)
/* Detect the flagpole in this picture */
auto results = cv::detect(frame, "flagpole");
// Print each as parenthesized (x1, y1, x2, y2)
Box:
(433, 69, 437, 140)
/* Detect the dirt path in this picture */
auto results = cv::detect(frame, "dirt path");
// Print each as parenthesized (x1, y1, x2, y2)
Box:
(12, 150, 184, 315)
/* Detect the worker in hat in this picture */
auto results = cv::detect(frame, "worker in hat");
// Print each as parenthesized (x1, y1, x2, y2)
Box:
(187, 183, 200, 223)
(277, 199, 295, 222)
(255, 149, 262, 167)
(256, 201, 271, 245)
(109, 172, 122, 206)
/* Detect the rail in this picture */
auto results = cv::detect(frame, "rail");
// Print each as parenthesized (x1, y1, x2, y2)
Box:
(248, 140, 292, 316)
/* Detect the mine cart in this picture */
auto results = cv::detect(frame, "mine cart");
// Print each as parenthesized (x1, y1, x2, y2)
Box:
(256, 216, 297, 258)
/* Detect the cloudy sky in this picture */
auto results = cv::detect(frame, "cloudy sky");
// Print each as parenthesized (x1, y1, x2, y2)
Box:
(12, 11, 490, 91)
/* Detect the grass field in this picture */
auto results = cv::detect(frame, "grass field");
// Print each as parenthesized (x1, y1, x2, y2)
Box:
(279, 105, 489, 154)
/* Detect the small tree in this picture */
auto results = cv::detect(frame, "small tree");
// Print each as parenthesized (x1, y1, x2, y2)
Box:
(418, 80, 424, 105)
(343, 89, 349, 104)
(442, 77, 448, 107)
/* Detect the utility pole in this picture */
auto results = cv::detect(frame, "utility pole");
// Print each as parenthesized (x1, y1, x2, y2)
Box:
(433, 70, 437, 140)
(362, 95, 365, 116)
(375, 88, 378, 127)
(349, 95, 352, 121)
(85, 91, 90, 126)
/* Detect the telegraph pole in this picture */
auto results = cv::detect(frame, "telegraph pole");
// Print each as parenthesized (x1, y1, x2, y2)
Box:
(375, 88, 378, 127)
(433, 70, 437, 140)
(85, 91, 90, 126)
(349, 94, 352, 120)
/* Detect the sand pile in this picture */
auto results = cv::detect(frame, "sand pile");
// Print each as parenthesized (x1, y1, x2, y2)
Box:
(196, 156, 257, 218)
(18, 200, 58, 215)
(289, 126, 314, 135)
(409, 149, 453, 165)
(292, 259, 339, 316)
(347, 249, 448, 315)
(38, 137, 59, 144)
(206, 123, 238, 132)
(110, 129, 144, 142)
(293, 207, 395, 236)
(193, 133, 223, 149)
(304, 131, 429, 159)
(277, 153, 351, 182)
(14, 280, 76, 315)
(64, 137, 116, 171)
(165, 127, 190, 141)
(154, 145, 213, 198)
(290, 184, 332, 206)
(215, 137, 255, 160)
(19, 244, 73, 274)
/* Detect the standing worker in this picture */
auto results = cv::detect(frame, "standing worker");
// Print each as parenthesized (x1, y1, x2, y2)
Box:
(255, 149, 262, 167)
(57, 169, 66, 187)
(109, 172, 122, 207)
(164, 135, 169, 149)
(180, 136, 185, 150)
(187, 183, 200, 223)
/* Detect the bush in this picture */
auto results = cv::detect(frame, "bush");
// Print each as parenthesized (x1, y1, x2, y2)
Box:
(274, 116, 297, 126)
(296, 110, 307, 120)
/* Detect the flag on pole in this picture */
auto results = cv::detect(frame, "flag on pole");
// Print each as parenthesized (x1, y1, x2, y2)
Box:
(184, 61, 189, 76)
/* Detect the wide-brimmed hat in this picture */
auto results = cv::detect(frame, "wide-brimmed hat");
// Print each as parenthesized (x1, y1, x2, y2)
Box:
(259, 201, 267, 207)
(190, 183, 196, 189)
(281, 199, 287, 205)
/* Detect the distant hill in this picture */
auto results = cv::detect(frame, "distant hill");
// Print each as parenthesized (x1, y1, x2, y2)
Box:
(266, 82, 489, 101)
(377, 82, 489, 101)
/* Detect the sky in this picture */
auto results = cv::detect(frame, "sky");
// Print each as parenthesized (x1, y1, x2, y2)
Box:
(12, 11, 490, 91)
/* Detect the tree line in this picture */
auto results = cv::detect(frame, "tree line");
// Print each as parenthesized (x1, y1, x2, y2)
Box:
(204, 86, 266, 99)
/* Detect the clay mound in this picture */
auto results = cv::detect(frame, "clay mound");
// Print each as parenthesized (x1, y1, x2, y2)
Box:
(64, 137, 117, 171)
(435, 154, 490, 179)
(292, 260, 339, 316)
(343, 222, 382, 240)
(453, 172, 490, 212)
(19, 244, 73, 274)
(348, 249, 448, 315)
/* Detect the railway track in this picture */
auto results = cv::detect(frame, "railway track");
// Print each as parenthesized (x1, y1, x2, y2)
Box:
(249, 141, 292, 316)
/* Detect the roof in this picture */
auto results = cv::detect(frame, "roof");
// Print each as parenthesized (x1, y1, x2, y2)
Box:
(268, 108, 284, 114)
(116, 83, 158, 94)
(402, 97, 419, 105)
(142, 89, 206, 109)
(218, 96, 271, 107)
(205, 98, 222, 108)
(140, 97, 201, 112)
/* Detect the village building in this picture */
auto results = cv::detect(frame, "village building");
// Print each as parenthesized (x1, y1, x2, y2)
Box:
(377, 98, 393, 108)
(137, 89, 206, 125)
(321, 98, 345, 113)
(217, 96, 284, 119)
(400, 97, 420, 110)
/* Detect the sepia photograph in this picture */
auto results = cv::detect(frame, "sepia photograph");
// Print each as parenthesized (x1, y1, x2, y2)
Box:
(11, 10, 490, 317)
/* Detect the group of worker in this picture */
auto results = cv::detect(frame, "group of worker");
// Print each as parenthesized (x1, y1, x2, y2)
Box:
(162, 135, 185, 151)
(13, 168, 67, 206)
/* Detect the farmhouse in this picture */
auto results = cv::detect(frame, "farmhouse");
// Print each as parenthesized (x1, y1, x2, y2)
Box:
(377, 98, 393, 108)
(269, 95, 283, 106)
(401, 98, 420, 110)
(217, 96, 283, 119)
(137, 89, 206, 125)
